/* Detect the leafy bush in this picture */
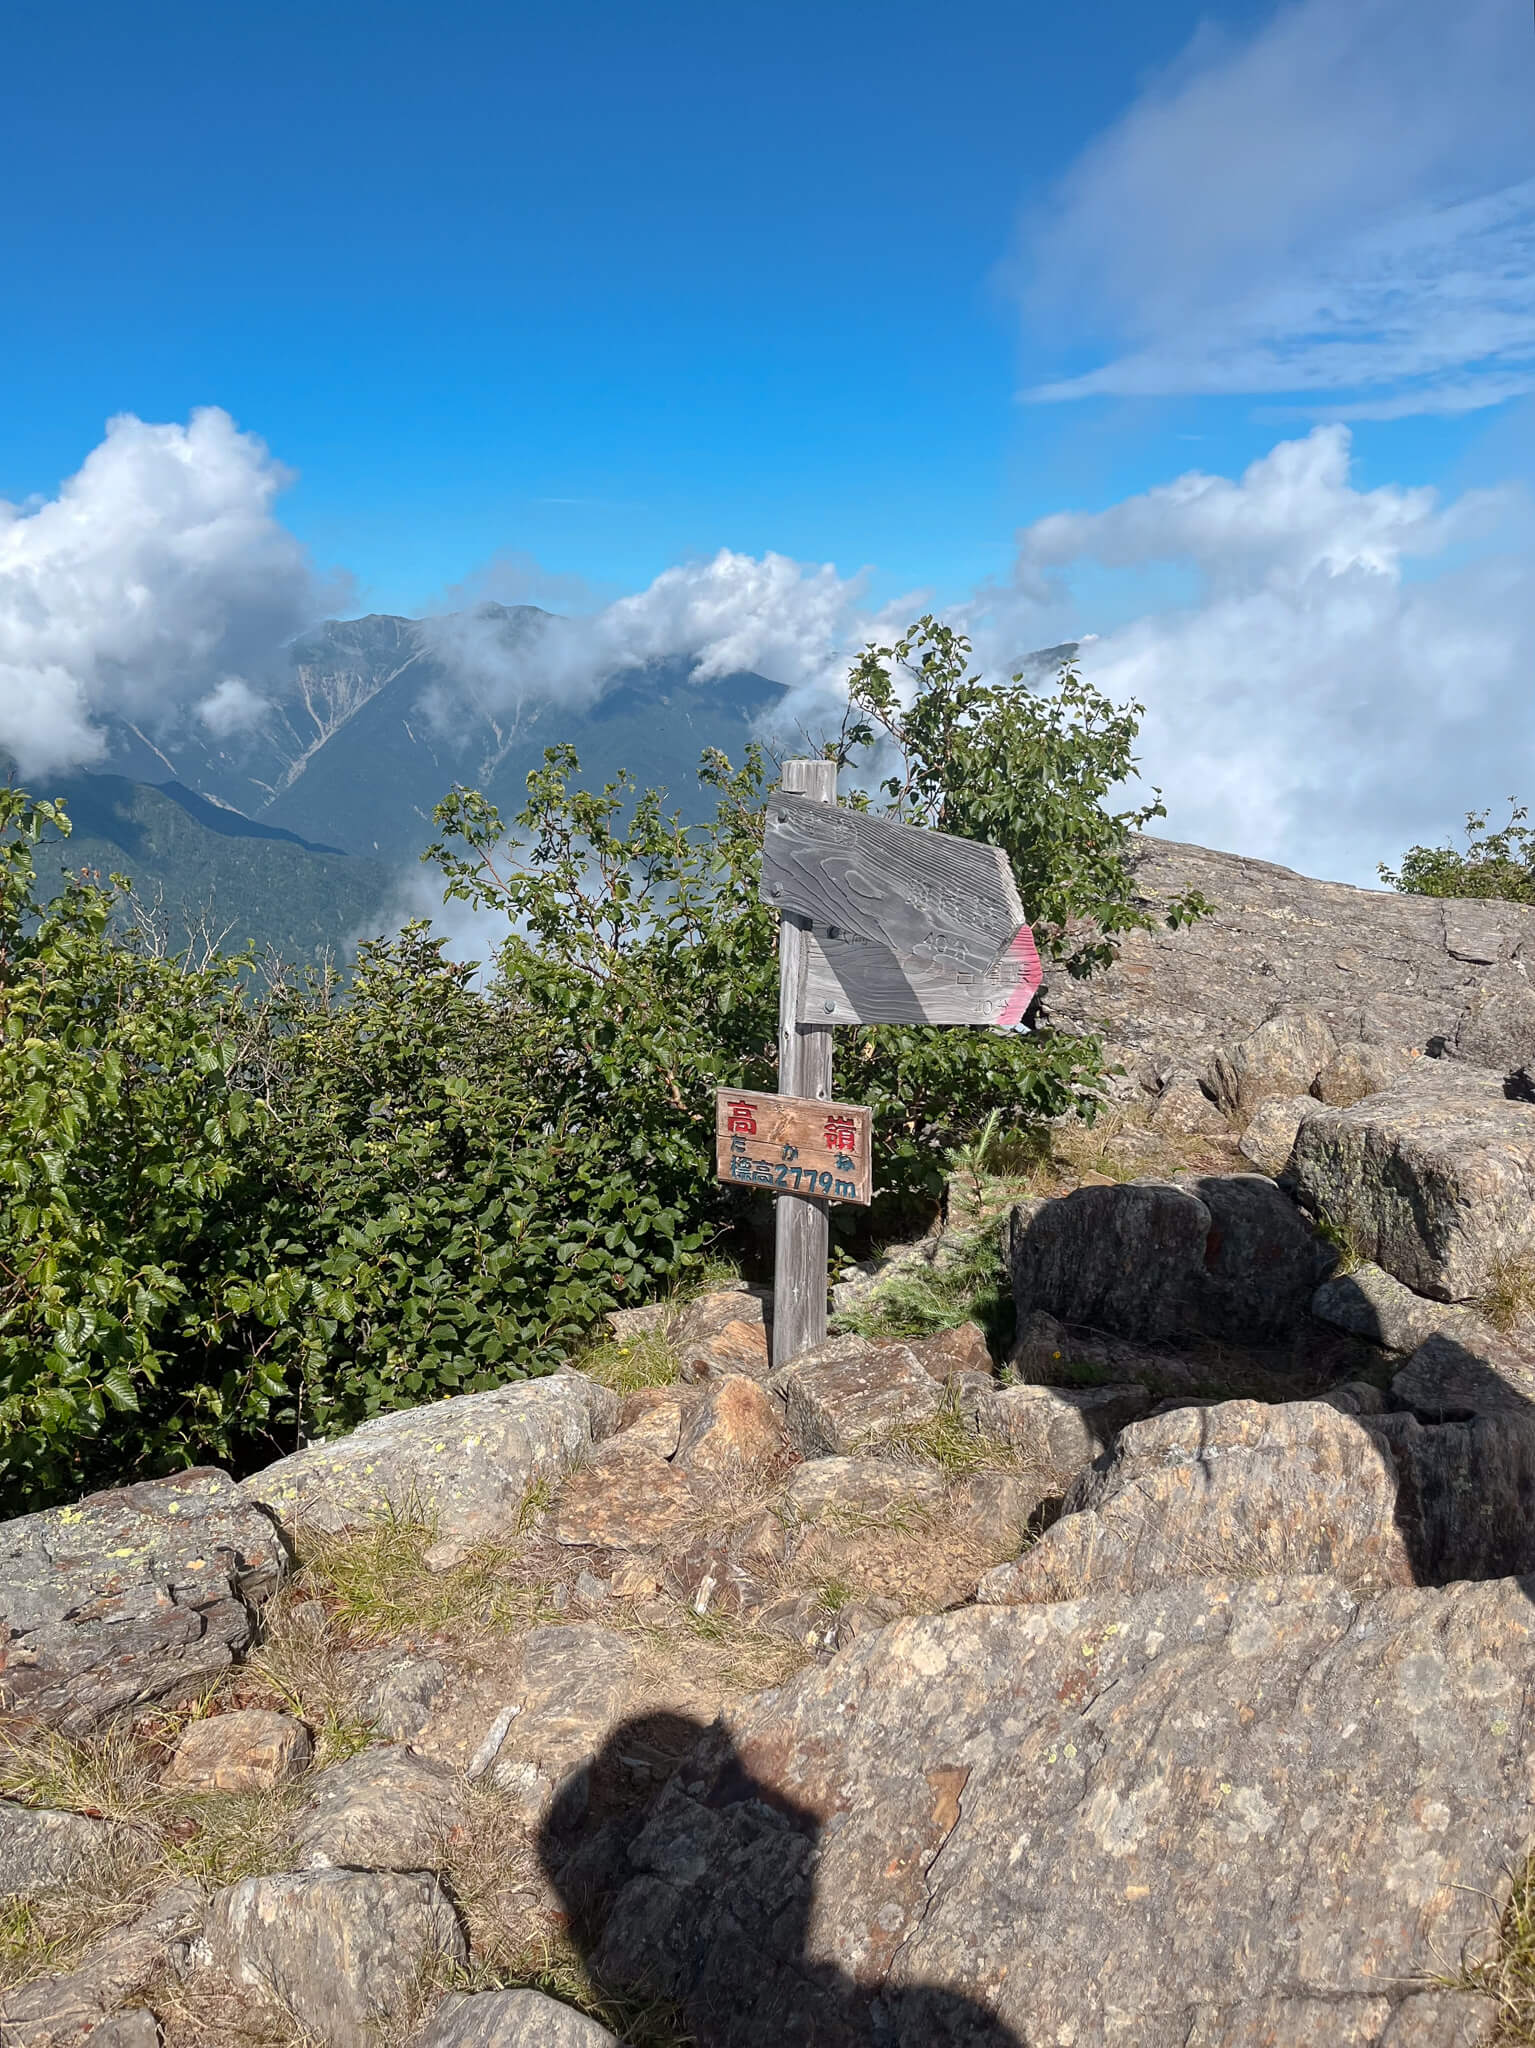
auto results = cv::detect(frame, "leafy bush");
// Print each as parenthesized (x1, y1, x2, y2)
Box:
(1, 620, 1184, 1509)
(1380, 801, 1535, 904)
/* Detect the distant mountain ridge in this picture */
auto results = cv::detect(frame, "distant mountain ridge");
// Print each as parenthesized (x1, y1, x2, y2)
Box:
(98, 606, 791, 864)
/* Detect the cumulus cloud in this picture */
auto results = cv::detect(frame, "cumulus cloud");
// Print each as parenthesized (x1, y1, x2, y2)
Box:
(417, 548, 912, 742)
(0, 408, 327, 777)
(996, 427, 1535, 884)
(1017, 0, 1535, 416)
(196, 676, 272, 737)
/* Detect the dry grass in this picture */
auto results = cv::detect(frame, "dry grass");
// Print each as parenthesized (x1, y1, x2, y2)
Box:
(0, 1716, 307, 1996)
(1479, 1257, 1535, 1337)
(1441, 1853, 1535, 2042)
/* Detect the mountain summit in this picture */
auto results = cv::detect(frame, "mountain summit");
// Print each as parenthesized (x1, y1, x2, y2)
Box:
(98, 607, 790, 863)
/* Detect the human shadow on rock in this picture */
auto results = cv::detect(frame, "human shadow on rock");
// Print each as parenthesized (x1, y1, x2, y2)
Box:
(538, 1710, 1024, 2048)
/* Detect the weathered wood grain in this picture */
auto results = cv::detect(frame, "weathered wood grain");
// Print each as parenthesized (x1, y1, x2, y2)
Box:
(714, 1087, 872, 1206)
(762, 795, 1040, 1027)
(773, 761, 836, 1365)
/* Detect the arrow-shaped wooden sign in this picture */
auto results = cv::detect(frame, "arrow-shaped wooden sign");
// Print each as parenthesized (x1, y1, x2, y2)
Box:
(760, 794, 1041, 1027)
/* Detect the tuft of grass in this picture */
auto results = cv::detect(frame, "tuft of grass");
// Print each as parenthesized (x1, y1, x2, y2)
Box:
(1442, 1852, 1535, 2041)
(1480, 1256, 1535, 1336)
(881, 1392, 1017, 1480)
(1310, 1205, 1363, 1276)
(289, 1514, 557, 1649)
(835, 1219, 1013, 1356)
(576, 1325, 685, 1397)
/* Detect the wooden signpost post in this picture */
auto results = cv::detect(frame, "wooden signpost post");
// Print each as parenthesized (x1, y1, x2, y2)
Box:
(715, 760, 1043, 1368)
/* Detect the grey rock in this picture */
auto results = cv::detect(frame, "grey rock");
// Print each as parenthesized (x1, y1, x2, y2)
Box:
(163, 1707, 311, 1793)
(0, 1884, 204, 2046)
(1147, 1071, 1230, 1137)
(592, 1576, 1524, 2046)
(778, 1340, 943, 1457)
(242, 1374, 618, 1538)
(1291, 1063, 1535, 1300)
(492, 1626, 642, 1824)
(414, 1988, 622, 2046)
(0, 1469, 290, 1735)
(294, 1746, 464, 1872)
(900, 1322, 994, 1382)
(1211, 1004, 1338, 1117)
(0, 1801, 116, 1900)
(1312, 1260, 1468, 1352)
(782, 1458, 946, 1525)
(1008, 1174, 1330, 1346)
(604, 1301, 670, 1342)
(206, 1868, 465, 2047)
(1313, 1042, 1419, 1106)
(972, 1382, 1149, 1488)
(982, 1396, 1535, 1606)
(1455, 983, 1535, 1069)
(1238, 1092, 1319, 1176)
(358, 1654, 448, 1741)
(1392, 1329, 1535, 1418)
(1041, 833, 1535, 1088)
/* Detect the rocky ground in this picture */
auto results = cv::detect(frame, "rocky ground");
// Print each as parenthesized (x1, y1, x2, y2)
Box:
(11, 847, 1535, 2046)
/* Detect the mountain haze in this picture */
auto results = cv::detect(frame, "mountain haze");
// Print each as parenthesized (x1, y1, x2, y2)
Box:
(99, 606, 791, 864)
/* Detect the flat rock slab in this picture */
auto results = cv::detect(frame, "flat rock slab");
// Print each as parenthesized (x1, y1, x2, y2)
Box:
(780, 1342, 943, 1457)
(550, 1439, 704, 1550)
(0, 1800, 116, 1899)
(207, 1868, 465, 2048)
(1008, 1175, 1331, 1347)
(588, 1576, 1526, 2046)
(163, 1707, 311, 1793)
(242, 1373, 618, 1538)
(1292, 1064, 1535, 1300)
(294, 1745, 464, 1871)
(0, 1468, 290, 1735)
(1040, 832, 1535, 1088)
(416, 1987, 622, 2046)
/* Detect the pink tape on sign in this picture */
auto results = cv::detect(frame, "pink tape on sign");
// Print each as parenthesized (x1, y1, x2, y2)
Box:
(995, 924, 1043, 1029)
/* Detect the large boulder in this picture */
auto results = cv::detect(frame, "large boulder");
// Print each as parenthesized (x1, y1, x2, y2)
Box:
(0, 1469, 289, 1734)
(1039, 832, 1535, 1093)
(1291, 1063, 1535, 1301)
(970, 1382, 1150, 1490)
(205, 1869, 465, 2048)
(1008, 1174, 1331, 1346)
(577, 1579, 1519, 2046)
(1210, 1005, 1337, 1117)
(980, 1398, 1535, 1606)
(241, 1373, 618, 1538)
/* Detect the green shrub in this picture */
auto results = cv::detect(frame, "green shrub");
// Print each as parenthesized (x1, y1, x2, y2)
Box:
(1, 619, 1187, 1509)
(1380, 801, 1535, 904)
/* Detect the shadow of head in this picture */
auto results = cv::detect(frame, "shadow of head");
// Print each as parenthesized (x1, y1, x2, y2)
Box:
(538, 1710, 1025, 2047)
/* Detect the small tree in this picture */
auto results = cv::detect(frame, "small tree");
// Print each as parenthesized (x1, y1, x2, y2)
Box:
(1380, 802, 1535, 904)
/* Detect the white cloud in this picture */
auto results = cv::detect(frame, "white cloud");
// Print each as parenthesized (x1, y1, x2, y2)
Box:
(416, 548, 910, 742)
(0, 409, 326, 777)
(196, 676, 272, 737)
(1018, 0, 1535, 417)
(998, 427, 1535, 884)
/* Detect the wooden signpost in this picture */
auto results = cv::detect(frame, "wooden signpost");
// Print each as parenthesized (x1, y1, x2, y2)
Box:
(715, 759, 1042, 1367)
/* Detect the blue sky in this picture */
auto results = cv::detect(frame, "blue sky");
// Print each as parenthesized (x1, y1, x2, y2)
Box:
(3, 0, 1534, 881)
